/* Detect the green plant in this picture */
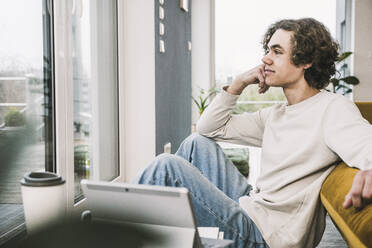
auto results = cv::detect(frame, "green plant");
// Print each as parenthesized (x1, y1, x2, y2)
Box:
(192, 88, 219, 115)
(4, 107, 26, 127)
(74, 121, 82, 133)
(223, 148, 250, 178)
(329, 51, 360, 95)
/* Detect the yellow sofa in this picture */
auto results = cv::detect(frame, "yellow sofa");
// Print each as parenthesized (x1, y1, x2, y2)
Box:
(320, 102, 372, 248)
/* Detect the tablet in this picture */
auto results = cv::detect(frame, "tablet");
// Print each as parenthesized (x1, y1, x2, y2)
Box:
(80, 180, 197, 229)
(80, 180, 235, 248)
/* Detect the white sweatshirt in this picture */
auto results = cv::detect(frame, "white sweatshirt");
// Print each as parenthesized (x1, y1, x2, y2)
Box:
(196, 89, 372, 248)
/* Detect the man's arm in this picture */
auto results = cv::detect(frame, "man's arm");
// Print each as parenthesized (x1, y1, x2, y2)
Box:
(196, 64, 270, 146)
(323, 96, 372, 210)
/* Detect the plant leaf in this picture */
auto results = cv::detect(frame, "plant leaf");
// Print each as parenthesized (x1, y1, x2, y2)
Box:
(335, 84, 348, 90)
(192, 97, 201, 110)
(192, 87, 219, 114)
(344, 88, 352, 94)
(200, 95, 208, 108)
(337, 52, 352, 63)
(201, 98, 207, 108)
(340, 63, 348, 70)
(339, 76, 360, 85)
(203, 91, 216, 104)
(330, 78, 339, 87)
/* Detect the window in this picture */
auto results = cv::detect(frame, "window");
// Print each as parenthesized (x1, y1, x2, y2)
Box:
(70, 0, 119, 201)
(0, 0, 121, 242)
(0, 0, 54, 243)
(215, 0, 337, 114)
(336, 0, 353, 96)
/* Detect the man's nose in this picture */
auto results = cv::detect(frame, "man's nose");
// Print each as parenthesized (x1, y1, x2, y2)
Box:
(261, 53, 273, 65)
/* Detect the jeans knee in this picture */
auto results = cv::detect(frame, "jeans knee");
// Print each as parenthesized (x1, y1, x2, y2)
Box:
(183, 133, 215, 147)
(152, 153, 182, 172)
(154, 153, 176, 163)
(134, 154, 182, 185)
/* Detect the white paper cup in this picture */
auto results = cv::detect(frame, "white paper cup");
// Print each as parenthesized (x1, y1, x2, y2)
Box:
(20, 171, 66, 234)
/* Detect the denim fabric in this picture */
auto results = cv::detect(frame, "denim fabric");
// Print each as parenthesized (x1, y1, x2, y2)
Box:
(132, 134, 269, 248)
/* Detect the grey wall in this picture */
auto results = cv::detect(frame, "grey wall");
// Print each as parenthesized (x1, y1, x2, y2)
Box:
(155, 0, 192, 154)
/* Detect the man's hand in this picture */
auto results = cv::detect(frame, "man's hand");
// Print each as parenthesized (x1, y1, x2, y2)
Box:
(227, 64, 270, 95)
(343, 169, 372, 210)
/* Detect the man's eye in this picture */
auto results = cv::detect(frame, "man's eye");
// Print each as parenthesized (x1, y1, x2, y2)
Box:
(274, 50, 281, 54)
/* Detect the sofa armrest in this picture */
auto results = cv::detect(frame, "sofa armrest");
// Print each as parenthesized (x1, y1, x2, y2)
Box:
(320, 162, 372, 248)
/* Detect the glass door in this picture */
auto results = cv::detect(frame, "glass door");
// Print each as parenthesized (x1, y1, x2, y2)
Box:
(0, 0, 55, 242)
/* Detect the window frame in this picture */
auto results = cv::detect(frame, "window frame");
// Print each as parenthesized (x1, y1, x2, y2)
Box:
(53, 0, 125, 217)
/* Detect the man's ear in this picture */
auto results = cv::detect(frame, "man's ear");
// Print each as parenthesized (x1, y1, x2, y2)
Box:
(303, 63, 312, 70)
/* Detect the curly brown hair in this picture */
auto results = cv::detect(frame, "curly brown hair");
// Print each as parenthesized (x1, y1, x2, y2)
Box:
(262, 18, 339, 89)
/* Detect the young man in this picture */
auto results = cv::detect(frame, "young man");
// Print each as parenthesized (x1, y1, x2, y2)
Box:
(133, 18, 372, 247)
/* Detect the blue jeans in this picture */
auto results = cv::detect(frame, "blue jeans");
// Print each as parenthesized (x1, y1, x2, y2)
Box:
(132, 134, 269, 248)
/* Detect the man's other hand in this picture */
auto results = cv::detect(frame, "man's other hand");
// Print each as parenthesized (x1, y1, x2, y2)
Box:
(343, 169, 372, 210)
(227, 64, 269, 95)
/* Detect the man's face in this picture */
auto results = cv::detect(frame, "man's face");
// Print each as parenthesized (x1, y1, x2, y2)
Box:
(261, 29, 308, 88)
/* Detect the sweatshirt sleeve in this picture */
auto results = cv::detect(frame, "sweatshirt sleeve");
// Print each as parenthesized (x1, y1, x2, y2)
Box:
(323, 96, 372, 170)
(196, 88, 270, 147)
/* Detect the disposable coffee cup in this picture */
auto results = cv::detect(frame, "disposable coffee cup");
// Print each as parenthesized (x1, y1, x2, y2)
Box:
(20, 171, 66, 234)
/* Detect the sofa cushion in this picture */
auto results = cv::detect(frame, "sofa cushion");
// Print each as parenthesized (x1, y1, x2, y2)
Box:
(321, 162, 372, 247)
(356, 102, 372, 124)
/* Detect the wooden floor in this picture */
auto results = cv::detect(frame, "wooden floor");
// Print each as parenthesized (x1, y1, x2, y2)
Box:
(0, 204, 25, 246)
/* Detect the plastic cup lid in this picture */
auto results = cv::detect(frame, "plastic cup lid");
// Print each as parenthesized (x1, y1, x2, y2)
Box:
(20, 171, 65, 187)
